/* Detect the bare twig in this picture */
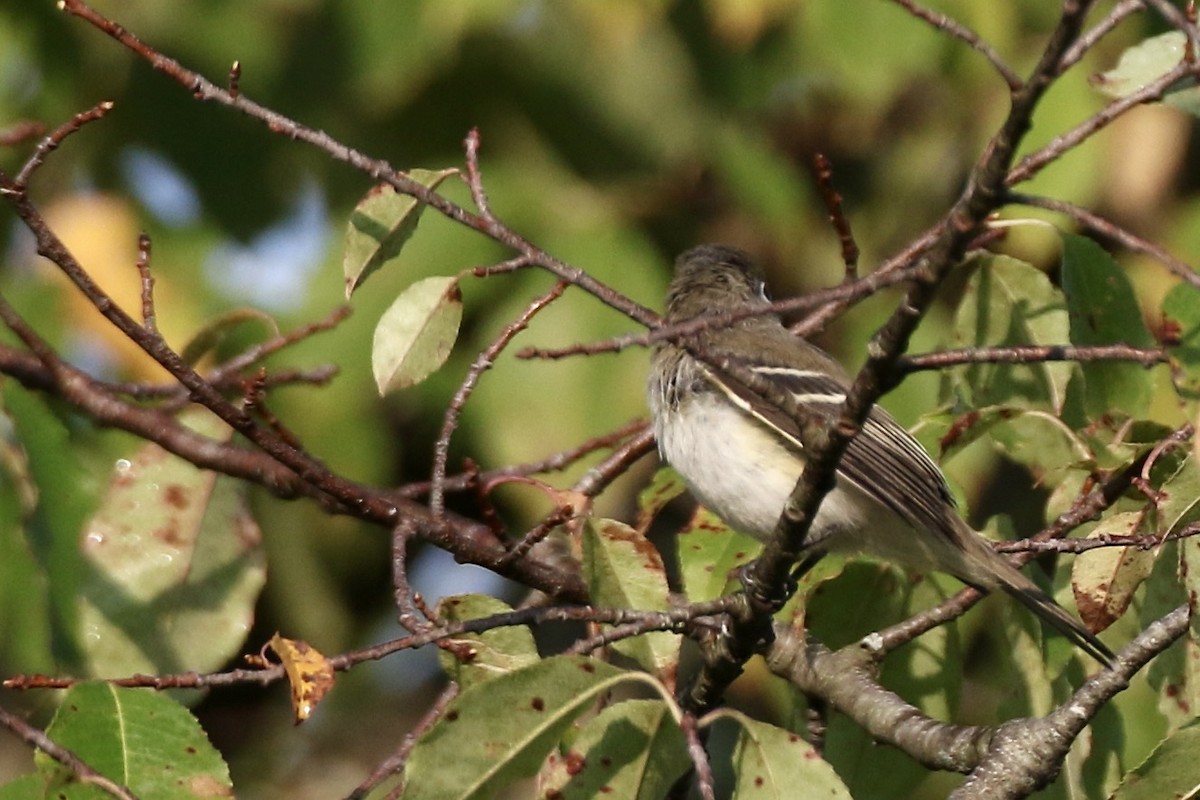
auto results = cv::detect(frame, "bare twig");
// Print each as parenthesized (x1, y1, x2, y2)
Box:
(901, 343, 1167, 372)
(1009, 192, 1200, 287)
(0, 703, 139, 800)
(887, 0, 1023, 89)
(12, 100, 114, 187)
(430, 280, 567, 516)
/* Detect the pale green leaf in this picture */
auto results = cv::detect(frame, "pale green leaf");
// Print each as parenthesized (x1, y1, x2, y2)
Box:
(435, 594, 540, 689)
(582, 518, 679, 678)
(710, 709, 852, 799)
(77, 407, 265, 679)
(371, 275, 463, 395)
(404, 655, 663, 800)
(1162, 282, 1200, 398)
(343, 168, 458, 298)
(539, 700, 688, 800)
(1111, 720, 1200, 799)
(34, 682, 231, 799)
(1095, 31, 1200, 117)
(1071, 510, 1154, 632)
(677, 506, 761, 603)
(953, 255, 1073, 412)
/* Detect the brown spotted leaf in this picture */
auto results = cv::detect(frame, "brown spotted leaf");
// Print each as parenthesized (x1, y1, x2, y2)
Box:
(266, 633, 336, 723)
(77, 407, 265, 678)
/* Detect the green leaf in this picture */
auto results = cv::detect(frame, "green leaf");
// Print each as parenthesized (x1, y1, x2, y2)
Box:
(2, 385, 96, 671)
(34, 682, 231, 799)
(1060, 234, 1155, 418)
(582, 518, 680, 678)
(952, 255, 1074, 412)
(1071, 510, 1154, 633)
(343, 168, 458, 298)
(1094, 31, 1200, 117)
(77, 408, 266, 678)
(1162, 281, 1200, 398)
(712, 709, 852, 799)
(540, 700, 688, 800)
(178, 308, 279, 366)
(435, 594, 540, 689)
(371, 275, 463, 395)
(676, 507, 761, 603)
(404, 655, 660, 800)
(634, 466, 687, 535)
(921, 405, 1090, 492)
(0, 400, 53, 674)
(1111, 719, 1200, 799)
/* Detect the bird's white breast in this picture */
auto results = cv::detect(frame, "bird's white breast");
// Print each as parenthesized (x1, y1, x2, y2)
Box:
(654, 390, 871, 541)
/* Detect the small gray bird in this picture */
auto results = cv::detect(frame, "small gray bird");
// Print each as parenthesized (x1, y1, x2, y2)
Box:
(647, 244, 1113, 665)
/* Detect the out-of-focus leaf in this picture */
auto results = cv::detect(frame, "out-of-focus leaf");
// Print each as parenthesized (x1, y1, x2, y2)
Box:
(539, 700, 688, 800)
(583, 518, 679, 681)
(1111, 719, 1200, 799)
(435, 594, 540, 689)
(1072, 510, 1155, 632)
(1094, 31, 1200, 117)
(2, 385, 95, 671)
(1060, 234, 1155, 419)
(926, 405, 1090, 490)
(952, 255, 1074, 413)
(179, 308, 279, 366)
(371, 275, 463, 395)
(714, 709, 853, 799)
(404, 655, 659, 800)
(77, 407, 265, 678)
(1162, 281, 1200, 398)
(343, 169, 458, 298)
(265, 633, 336, 723)
(0, 399, 52, 674)
(33, 682, 231, 799)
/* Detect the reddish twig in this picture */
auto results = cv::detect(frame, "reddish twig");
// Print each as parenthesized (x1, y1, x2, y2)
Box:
(12, 100, 114, 188)
(887, 0, 1022, 89)
(347, 684, 460, 800)
(0, 120, 46, 147)
(901, 343, 1167, 372)
(1007, 60, 1198, 187)
(56, 0, 658, 327)
(1060, 0, 1145, 70)
(135, 232, 157, 333)
(0, 702, 139, 800)
(1009, 193, 1200, 287)
(430, 280, 567, 516)
(812, 153, 860, 282)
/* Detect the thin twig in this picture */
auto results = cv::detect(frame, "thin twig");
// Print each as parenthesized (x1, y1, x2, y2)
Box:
(347, 684, 460, 800)
(901, 343, 1167, 372)
(430, 280, 567, 516)
(1060, 0, 1145, 70)
(887, 0, 1023, 89)
(0, 703, 139, 800)
(1009, 192, 1200, 287)
(135, 232, 157, 333)
(12, 100, 114, 187)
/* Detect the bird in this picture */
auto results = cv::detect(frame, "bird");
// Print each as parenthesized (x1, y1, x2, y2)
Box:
(646, 243, 1114, 665)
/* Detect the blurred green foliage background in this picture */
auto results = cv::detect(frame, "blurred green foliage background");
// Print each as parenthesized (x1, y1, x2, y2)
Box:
(1, 1, 1196, 797)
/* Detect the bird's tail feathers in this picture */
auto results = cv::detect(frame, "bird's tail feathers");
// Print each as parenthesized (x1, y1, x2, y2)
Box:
(997, 567, 1115, 667)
